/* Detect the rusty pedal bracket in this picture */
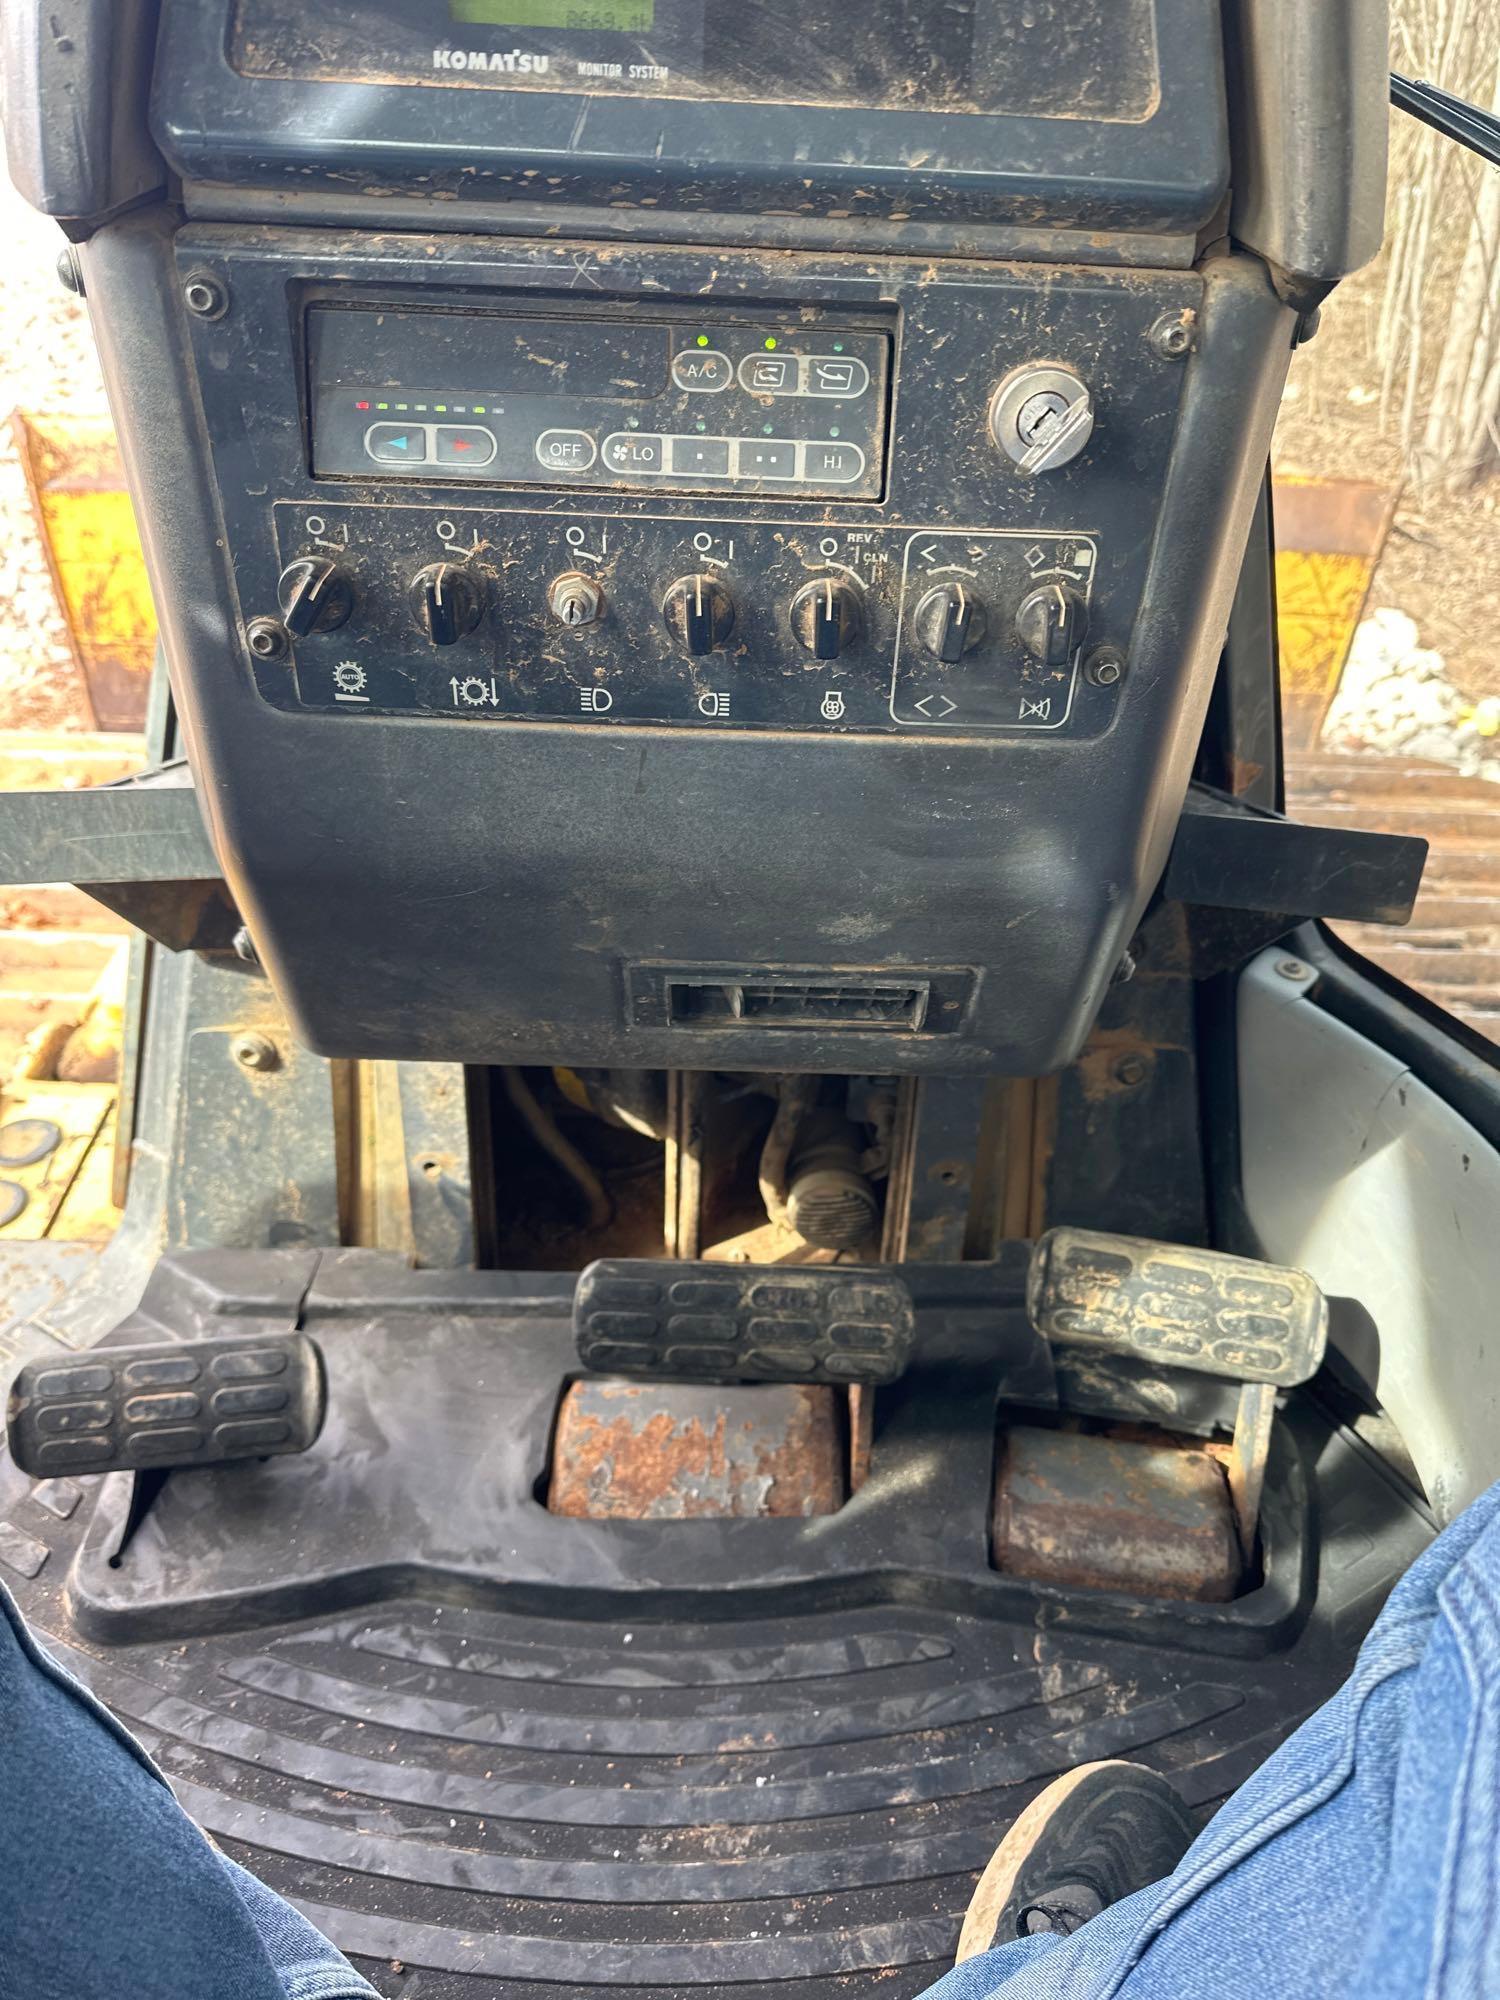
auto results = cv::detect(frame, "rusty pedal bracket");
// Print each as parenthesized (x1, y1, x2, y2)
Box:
(1027, 1227, 1331, 1561)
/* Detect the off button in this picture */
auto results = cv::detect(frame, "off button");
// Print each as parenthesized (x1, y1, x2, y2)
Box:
(535, 428, 599, 473)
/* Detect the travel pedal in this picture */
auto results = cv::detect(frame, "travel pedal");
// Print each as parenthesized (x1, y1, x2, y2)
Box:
(1027, 1227, 1327, 1387)
(6, 1332, 326, 1479)
(574, 1259, 915, 1386)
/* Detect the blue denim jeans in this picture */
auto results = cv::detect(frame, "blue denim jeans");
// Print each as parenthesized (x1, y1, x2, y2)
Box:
(0, 1579, 375, 2000)
(2, 1481, 1496, 2000)
(927, 1477, 1500, 2000)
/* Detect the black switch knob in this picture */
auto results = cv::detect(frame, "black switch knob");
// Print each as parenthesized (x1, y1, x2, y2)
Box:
(1015, 581, 1089, 666)
(277, 556, 354, 637)
(661, 574, 736, 656)
(410, 563, 483, 647)
(789, 576, 863, 661)
(913, 581, 987, 663)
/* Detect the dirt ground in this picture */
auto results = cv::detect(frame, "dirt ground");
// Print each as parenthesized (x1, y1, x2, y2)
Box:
(1273, 113, 1500, 708)
(0, 173, 111, 732)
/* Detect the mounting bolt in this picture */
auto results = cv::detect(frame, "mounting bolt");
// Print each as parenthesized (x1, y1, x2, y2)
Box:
(245, 617, 289, 661)
(183, 272, 228, 319)
(1112, 1053, 1149, 1088)
(1148, 310, 1195, 360)
(231, 1032, 280, 1073)
(1085, 646, 1126, 688)
(55, 247, 84, 297)
(231, 926, 260, 967)
(1275, 957, 1311, 982)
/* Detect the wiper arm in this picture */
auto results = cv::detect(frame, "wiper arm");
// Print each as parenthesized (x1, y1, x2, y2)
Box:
(1391, 71, 1500, 167)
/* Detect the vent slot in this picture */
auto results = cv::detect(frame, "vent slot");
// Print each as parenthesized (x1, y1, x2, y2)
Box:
(626, 962, 978, 1036)
(668, 978, 930, 1031)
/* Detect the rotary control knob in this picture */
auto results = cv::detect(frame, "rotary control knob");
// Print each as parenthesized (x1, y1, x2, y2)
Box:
(789, 575, 863, 661)
(276, 556, 354, 637)
(912, 580, 988, 663)
(1014, 581, 1089, 666)
(410, 563, 483, 647)
(661, 573, 736, 656)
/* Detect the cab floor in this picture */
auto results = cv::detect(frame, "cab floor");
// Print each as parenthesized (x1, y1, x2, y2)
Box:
(0, 1250, 1432, 1998)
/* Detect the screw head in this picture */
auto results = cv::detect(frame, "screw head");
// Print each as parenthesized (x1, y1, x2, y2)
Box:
(55, 247, 84, 297)
(246, 617, 289, 661)
(1148, 310, 1195, 360)
(1112, 1053, 1149, 1087)
(230, 1032, 280, 1073)
(183, 272, 228, 319)
(231, 926, 260, 967)
(1276, 958, 1310, 982)
(1086, 646, 1126, 688)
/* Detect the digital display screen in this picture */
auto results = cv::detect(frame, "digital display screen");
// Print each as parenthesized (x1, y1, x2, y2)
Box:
(450, 0, 655, 26)
(232, 0, 1158, 119)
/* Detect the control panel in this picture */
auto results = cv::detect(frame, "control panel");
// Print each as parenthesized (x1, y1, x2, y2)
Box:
(308, 307, 890, 500)
(233, 275, 1160, 742)
(272, 506, 1098, 733)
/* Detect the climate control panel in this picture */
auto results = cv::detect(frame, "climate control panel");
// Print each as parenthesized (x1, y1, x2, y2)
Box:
(268, 504, 1108, 735)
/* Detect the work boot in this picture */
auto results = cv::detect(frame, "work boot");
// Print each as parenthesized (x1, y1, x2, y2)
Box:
(955, 1760, 1196, 1961)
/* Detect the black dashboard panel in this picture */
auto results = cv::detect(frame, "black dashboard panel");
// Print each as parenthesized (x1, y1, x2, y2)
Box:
(79, 211, 1294, 1075)
(52, 0, 1299, 1077)
(151, 0, 1227, 228)
(203, 245, 1196, 743)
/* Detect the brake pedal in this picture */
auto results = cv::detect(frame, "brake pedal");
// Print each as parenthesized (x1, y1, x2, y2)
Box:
(1027, 1227, 1327, 1386)
(575, 1259, 915, 1386)
(6, 1333, 326, 1479)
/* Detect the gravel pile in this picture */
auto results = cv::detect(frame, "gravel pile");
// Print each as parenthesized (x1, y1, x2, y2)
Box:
(1321, 607, 1500, 780)
(0, 175, 111, 731)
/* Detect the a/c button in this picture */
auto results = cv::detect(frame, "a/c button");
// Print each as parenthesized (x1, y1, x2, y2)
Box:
(534, 428, 599, 473)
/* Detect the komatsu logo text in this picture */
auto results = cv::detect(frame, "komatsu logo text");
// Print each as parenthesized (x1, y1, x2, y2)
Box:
(433, 48, 550, 72)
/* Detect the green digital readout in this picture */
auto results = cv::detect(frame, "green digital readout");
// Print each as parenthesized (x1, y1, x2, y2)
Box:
(450, 0, 655, 27)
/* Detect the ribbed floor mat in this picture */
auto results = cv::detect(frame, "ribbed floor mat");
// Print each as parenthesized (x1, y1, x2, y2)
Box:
(0, 1252, 1433, 1997)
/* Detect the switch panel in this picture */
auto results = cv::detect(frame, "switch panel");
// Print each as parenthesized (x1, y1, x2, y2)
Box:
(272, 504, 1099, 735)
(308, 307, 891, 501)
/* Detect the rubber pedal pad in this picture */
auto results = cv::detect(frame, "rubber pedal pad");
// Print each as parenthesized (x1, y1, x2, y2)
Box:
(6, 1332, 326, 1478)
(1027, 1227, 1328, 1387)
(574, 1259, 916, 1386)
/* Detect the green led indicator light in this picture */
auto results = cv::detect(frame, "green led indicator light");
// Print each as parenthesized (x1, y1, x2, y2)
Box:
(435, 404, 448, 413)
(376, 401, 389, 410)
(696, 334, 709, 347)
(829, 426, 841, 438)
(764, 336, 778, 350)
(473, 405, 486, 415)
(696, 420, 707, 432)
(762, 422, 774, 435)
(833, 341, 845, 353)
